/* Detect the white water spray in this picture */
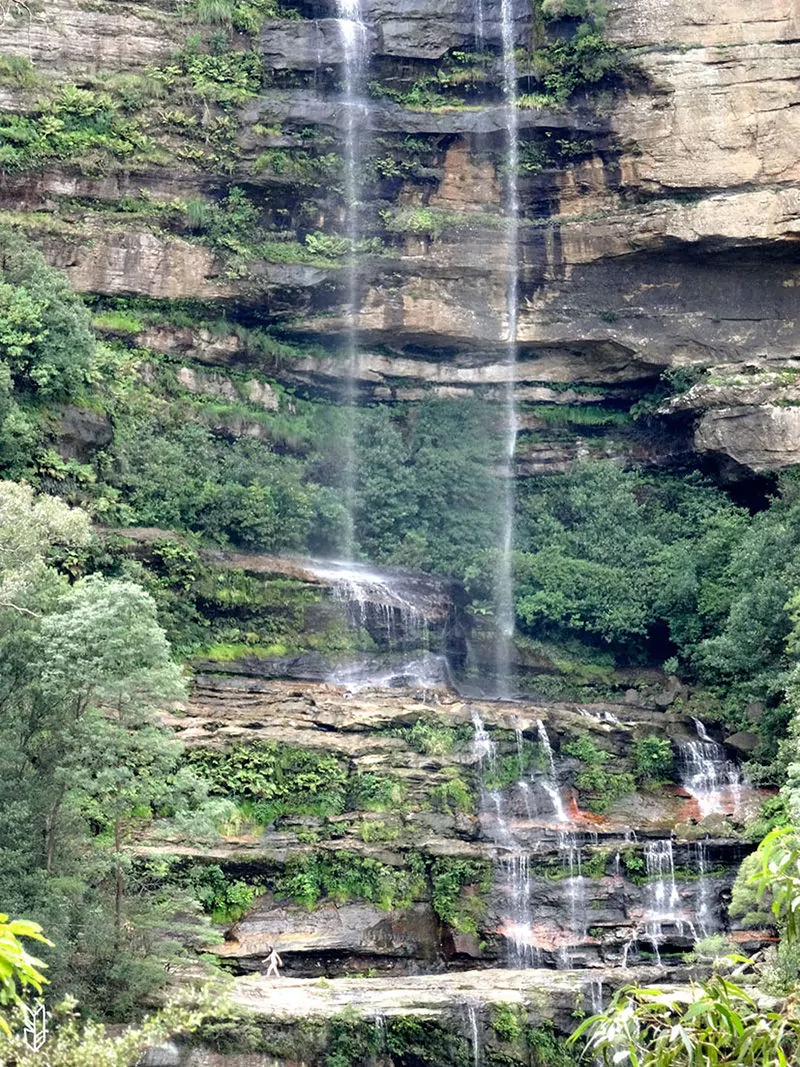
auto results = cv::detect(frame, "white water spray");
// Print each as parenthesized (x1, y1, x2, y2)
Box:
(493, 0, 521, 698)
(680, 719, 742, 818)
(336, 0, 368, 558)
(536, 720, 567, 822)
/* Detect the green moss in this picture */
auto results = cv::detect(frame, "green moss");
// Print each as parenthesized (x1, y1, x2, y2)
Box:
(492, 1004, 523, 1042)
(381, 205, 503, 238)
(385, 1016, 472, 1066)
(350, 772, 405, 812)
(483, 741, 545, 791)
(428, 770, 476, 815)
(532, 404, 633, 428)
(430, 857, 492, 933)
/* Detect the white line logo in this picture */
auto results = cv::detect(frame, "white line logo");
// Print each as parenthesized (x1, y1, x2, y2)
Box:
(22, 1001, 48, 1053)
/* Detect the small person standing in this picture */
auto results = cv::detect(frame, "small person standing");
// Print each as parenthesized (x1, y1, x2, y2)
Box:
(264, 945, 283, 978)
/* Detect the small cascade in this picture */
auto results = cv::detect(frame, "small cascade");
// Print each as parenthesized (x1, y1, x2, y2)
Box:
(636, 839, 696, 966)
(466, 1003, 481, 1067)
(588, 977, 604, 1014)
(679, 719, 742, 817)
(535, 720, 568, 822)
(472, 708, 498, 769)
(492, 0, 521, 698)
(471, 712, 538, 963)
(557, 830, 587, 968)
(306, 559, 447, 650)
(328, 652, 451, 695)
(693, 839, 715, 937)
(578, 707, 622, 727)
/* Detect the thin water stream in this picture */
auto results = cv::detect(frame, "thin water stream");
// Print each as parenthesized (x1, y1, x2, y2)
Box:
(336, 0, 368, 560)
(493, 0, 521, 698)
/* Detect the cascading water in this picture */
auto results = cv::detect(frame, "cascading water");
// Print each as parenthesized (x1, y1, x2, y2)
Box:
(679, 718, 742, 818)
(335, 0, 368, 560)
(466, 1003, 481, 1067)
(492, 0, 521, 699)
(694, 839, 714, 937)
(309, 559, 428, 647)
(536, 720, 567, 822)
(557, 830, 587, 968)
(624, 839, 696, 967)
(471, 711, 539, 963)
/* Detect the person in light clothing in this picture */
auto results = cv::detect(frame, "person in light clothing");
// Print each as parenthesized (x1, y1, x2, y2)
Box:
(265, 945, 282, 978)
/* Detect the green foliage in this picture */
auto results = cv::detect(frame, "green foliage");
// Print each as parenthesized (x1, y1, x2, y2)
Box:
(186, 742, 349, 822)
(278, 850, 425, 912)
(429, 858, 492, 933)
(326, 1012, 384, 1067)
(526, 1022, 573, 1067)
(350, 772, 404, 812)
(0, 486, 217, 1017)
(0, 84, 157, 172)
(190, 0, 298, 33)
(380, 205, 491, 239)
(428, 771, 475, 816)
(519, 16, 622, 107)
(0, 225, 95, 452)
(0, 993, 216, 1066)
(745, 796, 789, 843)
(385, 1015, 472, 1065)
(149, 45, 263, 107)
(492, 1004, 523, 1042)
(569, 977, 800, 1067)
(0, 915, 50, 1034)
(482, 743, 543, 790)
(632, 735, 675, 784)
(0, 55, 39, 89)
(562, 733, 607, 765)
(179, 864, 264, 923)
(562, 734, 636, 809)
(750, 826, 800, 941)
(686, 933, 738, 965)
(252, 148, 341, 186)
(406, 718, 460, 755)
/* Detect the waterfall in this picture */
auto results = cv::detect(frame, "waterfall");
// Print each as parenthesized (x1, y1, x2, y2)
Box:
(694, 839, 715, 937)
(466, 1004, 481, 1067)
(471, 711, 538, 963)
(536, 720, 567, 822)
(557, 830, 586, 968)
(493, 0, 521, 698)
(336, 0, 368, 559)
(679, 719, 742, 818)
(640, 839, 695, 965)
(589, 977, 604, 1014)
(471, 708, 498, 769)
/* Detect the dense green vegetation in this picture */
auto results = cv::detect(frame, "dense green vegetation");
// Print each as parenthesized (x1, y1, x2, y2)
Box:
(514, 461, 800, 777)
(0, 482, 229, 1018)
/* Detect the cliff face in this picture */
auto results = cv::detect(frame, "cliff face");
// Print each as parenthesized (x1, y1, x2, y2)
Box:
(0, 0, 798, 476)
(0, 1, 793, 1061)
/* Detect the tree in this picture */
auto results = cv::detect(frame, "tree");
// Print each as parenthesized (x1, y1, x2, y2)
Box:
(0, 226, 95, 399)
(0, 479, 90, 613)
(0, 483, 217, 1016)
